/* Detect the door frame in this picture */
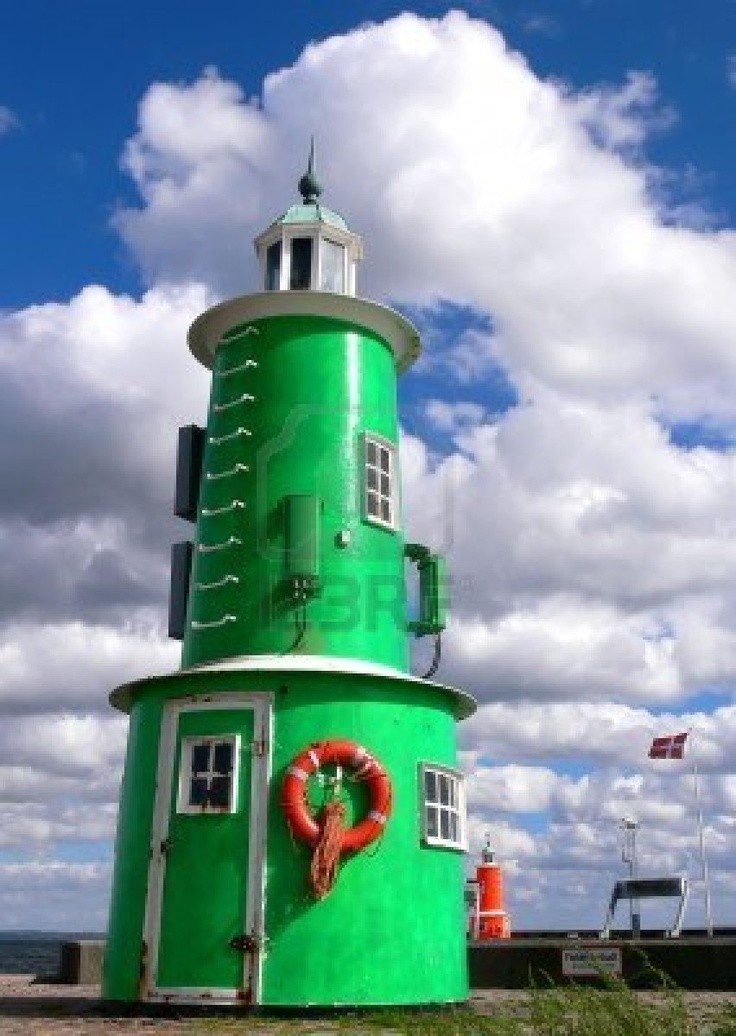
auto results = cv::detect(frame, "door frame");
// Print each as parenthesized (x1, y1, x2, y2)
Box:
(141, 692, 272, 1004)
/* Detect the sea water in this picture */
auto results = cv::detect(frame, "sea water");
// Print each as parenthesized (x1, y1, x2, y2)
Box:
(0, 932, 103, 976)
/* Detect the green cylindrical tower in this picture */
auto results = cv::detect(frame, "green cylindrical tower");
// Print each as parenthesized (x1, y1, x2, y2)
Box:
(103, 150, 476, 1008)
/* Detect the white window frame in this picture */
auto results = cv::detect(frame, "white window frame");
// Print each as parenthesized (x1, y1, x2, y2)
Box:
(362, 432, 398, 531)
(419, 762, 468, 851)
(176, 735, 241, 815)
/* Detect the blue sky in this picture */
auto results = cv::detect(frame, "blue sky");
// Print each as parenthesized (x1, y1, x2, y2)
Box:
(3, 0, 735, 306)
(2, 2, 736, 933)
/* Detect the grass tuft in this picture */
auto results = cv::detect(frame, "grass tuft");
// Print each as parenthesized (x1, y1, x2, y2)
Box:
(168, 973, 736, 1036)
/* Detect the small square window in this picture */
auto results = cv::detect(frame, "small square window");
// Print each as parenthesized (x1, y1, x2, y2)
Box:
(178, 736, 240, 814)
(362, 434, 397, 531)
(419, 763, 467, 851)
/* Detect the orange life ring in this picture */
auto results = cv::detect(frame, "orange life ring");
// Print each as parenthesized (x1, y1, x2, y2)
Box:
(280, 739, 392, 854)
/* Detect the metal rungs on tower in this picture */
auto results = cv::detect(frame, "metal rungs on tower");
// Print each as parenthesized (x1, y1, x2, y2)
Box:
(191, 614, 237, 630)
(206, 464, 250, 480)
(197, 536, 242, 553)
(201, 501, 246, 516)
(214, 393, 255, 412)
(209, 427, 252, 445)
(196, 575, 240, 591)
(217, 359, 258, 377)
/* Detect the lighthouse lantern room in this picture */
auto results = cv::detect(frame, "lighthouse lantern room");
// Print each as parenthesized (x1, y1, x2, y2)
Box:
(103, 148, 476, 1008)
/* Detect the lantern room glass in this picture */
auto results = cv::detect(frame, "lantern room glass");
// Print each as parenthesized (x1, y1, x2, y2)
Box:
(265, 240, 282, 291)
(290, 237, 313, 290)
(320, 238, 345, 292)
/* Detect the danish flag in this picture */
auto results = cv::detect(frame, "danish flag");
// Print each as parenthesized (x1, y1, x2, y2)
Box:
(648, 731, 688, 759)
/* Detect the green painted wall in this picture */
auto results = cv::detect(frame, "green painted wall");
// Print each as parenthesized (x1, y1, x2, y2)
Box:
(103, 697, 161, 1000)
(263, 678, 467, 1006)
(182, 315, 408, 672)
(103, 669, 468, 1005)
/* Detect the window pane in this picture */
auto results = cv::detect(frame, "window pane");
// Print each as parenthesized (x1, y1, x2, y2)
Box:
(366, 440, 377, 466)
(449, 779, 457, 808)
(213, 741, 233, 774)
(380, 473, 390, 497)
(290, 237, 313, 290)
(424, 769, 437, 803)
(440, 810, 451, 840)
(266, 240, 281, 291)
(367, 492, 379, 516)
(380, 499, 391, 523)
(450, 812, 459, 844)
(426, 806, 438, 838)
(189, 777, 208, 806)
(367, 466, 378, 490)
(208, 775, 231, 809)
(320, 238, 345, 293)
(191, 744, 210, 775)
(439, 773, 450, 805)
(379, 447, 390, 472)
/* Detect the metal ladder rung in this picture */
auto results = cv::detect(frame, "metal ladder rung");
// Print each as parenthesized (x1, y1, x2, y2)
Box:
(197, 536, 242, 554)
(191, 614, 237, 630)
(196, 575, 240, 590)
(206, 463, 249, 480)
(217, 359, 258, 378)
(208, 427, 252, 445)
(213, 393, 255, 412)
(201, 500, 245, 516)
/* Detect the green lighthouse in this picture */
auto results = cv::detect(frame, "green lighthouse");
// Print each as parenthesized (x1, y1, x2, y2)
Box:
(103, 149, 476, 1008)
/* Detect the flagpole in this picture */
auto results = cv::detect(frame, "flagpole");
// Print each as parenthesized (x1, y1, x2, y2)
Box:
(690, 730, 714, 937)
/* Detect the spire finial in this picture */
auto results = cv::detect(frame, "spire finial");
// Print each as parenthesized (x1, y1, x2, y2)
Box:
(298, 136, 322, 205)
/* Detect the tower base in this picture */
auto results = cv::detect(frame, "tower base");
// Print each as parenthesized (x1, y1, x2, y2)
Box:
(103, 657, 474, 1008)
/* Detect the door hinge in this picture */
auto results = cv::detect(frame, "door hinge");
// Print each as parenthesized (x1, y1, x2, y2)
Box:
(252, 739, 268, 757)
(159, 838, 171, 855)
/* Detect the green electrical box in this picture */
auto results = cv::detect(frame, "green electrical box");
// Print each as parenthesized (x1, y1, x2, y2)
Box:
(406, 543, 447, 636)
(420, 553, 447, 633)
(284, 493, 321, 601)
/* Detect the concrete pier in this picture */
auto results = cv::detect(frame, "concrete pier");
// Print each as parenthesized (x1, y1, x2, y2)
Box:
(59, 941, 105, 984)
(469, 937, 736, 990)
